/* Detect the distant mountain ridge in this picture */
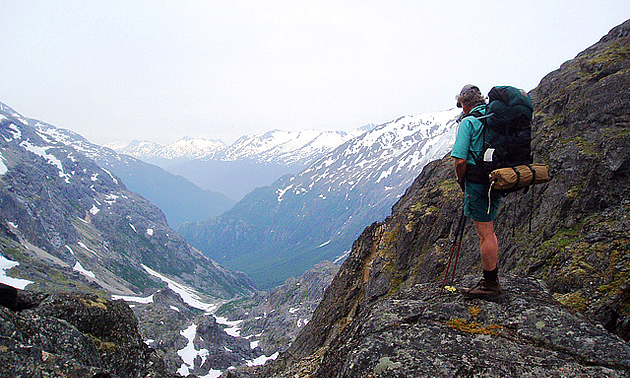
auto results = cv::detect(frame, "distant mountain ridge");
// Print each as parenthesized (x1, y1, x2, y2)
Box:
(113, 127, 374, 167)
(113, 127, 375, 201)
(180, 109, 461, 289)
(27, 117, 234, 228)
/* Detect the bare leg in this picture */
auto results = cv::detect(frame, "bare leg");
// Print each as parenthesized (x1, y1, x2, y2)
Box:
(473, 220, 498, 271)
(461, 220, 501, 298)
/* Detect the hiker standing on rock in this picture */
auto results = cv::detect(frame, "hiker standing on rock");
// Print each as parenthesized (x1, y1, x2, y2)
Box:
(450, 84, 502, 299)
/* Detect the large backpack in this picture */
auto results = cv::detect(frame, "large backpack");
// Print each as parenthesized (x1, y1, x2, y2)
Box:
(465, 86, 535, 191)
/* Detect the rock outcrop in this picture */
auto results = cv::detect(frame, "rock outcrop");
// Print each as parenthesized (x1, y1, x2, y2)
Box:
(229, 19, 630, 377)
(216, 260, 340, 356)
(247, 276, 630, 377)
(0, 287, 176, 377)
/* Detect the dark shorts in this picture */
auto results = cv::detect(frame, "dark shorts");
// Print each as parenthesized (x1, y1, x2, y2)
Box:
(464, 181, 502, 222)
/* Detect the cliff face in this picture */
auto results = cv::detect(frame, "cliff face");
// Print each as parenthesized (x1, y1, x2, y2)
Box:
(241, 19, 630, 377)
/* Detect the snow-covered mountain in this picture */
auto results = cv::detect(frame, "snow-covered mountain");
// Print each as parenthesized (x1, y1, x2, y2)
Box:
(115, 127, 374, 167)
(112, 137, 226, 163)
(0, 101, 254, 298)
(0, 100, 263, 376)
(221, 129, 367, 166)
(180, 108, 461, 289)
(114, 126, 376, 201)
(29, 119, 233, 228)
(277, 110, 460, 210)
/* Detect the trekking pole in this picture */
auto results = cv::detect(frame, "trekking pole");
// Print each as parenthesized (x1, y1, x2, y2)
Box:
(442, 206, 466, 290)
(449, 213, 466, 287)
(529, 186, 535, 233)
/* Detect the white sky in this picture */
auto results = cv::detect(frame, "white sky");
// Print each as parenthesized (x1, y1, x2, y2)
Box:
(0, 1, 628, 145)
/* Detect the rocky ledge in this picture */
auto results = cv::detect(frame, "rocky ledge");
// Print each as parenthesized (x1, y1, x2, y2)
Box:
(235, 275, 630, 377)
(0, 283, 175, 377)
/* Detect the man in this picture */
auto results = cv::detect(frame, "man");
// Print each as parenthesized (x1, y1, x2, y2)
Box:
(451, 84, 502, 299)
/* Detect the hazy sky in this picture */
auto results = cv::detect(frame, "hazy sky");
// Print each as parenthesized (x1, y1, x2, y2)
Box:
(1, 1, 628, 146)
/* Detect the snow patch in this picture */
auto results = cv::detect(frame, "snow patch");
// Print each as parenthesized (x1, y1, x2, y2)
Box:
(376, 166, 394, 183)
(104, 194, 119, 205)
(89, 205, 100, 215)
(5, 124, 22, 141)
(177, 323, 210, 376)
(0, 152, 8, 175)
(333, 250, 351, 265)
(142, 265, 218, 312)
(214, 316, 243, 337)
(246, 352, 279, 367)
(112, 293, 155, 304)
(73, 261, 96, 279)
(200, 369, 223, 378)
(0, 254, 33, 289)
(20, 140, 71, 183)
(146, 228, 154, 236)
(276, 184, 293, 202)
(317, 240, 331, 248)
(297, 318, 309, 328)
(101, 168, 118, 184)
(66, 246, 97, 279)
(78, 242, 97, 256)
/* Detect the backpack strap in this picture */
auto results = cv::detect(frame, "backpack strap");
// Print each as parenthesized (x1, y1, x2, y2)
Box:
(464, 107, 492, 185)
(466, 108, 492, 162)
(511, 166, 522, 188)
(527, 164, 537, 184)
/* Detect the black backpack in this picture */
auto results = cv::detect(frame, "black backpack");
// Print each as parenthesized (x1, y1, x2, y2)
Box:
(466, 86, 534, 189)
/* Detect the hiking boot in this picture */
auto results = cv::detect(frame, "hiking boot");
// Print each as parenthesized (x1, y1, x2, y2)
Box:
(460, 278, 501, 300)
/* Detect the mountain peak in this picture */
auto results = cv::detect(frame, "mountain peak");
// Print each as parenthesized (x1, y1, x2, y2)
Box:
(113, 126, 368, 167)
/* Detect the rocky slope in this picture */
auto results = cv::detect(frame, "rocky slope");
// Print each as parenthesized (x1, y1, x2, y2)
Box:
(240, 276, 630, 377)
(229, 19, 630, 377)
(215, 261, 340, 356)
(0, 102, 254, 299)
(128, 288, 261, 376)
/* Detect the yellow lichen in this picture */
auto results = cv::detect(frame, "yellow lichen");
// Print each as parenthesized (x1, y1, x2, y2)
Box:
(90, 335, 117, 352)
(554, 291, 588, 312)
(467, 306, 482, 319)
(446, 318, 503, 335)
(80, 297, 108, 310)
